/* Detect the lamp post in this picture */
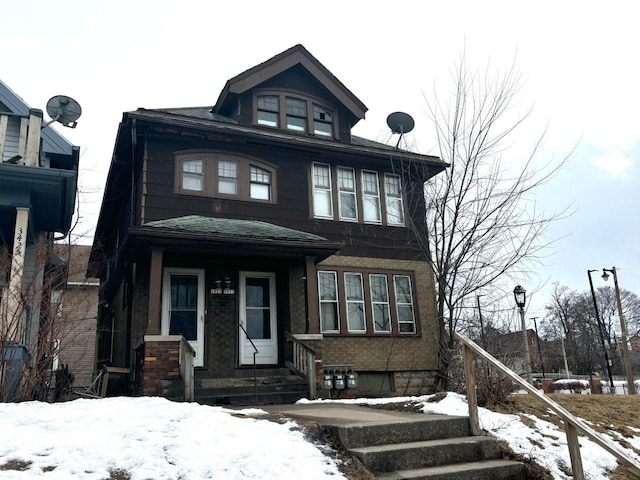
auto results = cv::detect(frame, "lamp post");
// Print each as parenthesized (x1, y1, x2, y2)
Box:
(602, 267, 636, 394)
(513, 285, 533, 383)
(587, 269, 615, 393)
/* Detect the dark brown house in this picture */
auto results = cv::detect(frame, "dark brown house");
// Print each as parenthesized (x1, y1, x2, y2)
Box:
(88, 45, 447, 403)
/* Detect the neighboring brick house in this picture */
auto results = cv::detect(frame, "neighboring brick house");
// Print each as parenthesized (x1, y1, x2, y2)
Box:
(88, 45, 447, 403)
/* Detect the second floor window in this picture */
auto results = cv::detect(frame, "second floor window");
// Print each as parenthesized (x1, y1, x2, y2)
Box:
(313, 163, 333, 218)
(175, 151, 277, 204)
(385, 174, 405, 225)
(338, 167, 357, 221)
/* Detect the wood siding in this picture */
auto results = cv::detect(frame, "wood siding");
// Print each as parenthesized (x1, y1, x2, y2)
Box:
(140, 135, 425, 261)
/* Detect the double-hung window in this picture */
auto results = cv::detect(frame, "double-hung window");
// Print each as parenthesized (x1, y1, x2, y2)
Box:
(370, 274, 391, 332)
(338, 167, 357, 221)
(385, 173, 405, 225)
(394, 275, 416, 333)
(344, 273, 365, 332)
(257, 96, 279, 127)
(313, 163, 333, 218)
(286, 98, 307, 132)
(318, 271, 339, 332)
(250, 166, 271, 201)
(362, 170, 382, 223)
(313, 105, 333, 136)
(218, 160, 238, 195)
(181, 159, 205, 192)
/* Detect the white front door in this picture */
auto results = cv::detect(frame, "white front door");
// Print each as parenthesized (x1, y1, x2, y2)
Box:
(161, 268, 205, 367)
(239, 272, 278, 365)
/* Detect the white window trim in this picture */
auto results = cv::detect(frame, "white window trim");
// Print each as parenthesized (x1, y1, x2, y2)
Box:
(312, 162, 334, 219)
(369, 274, 391, 333)
(384, 173, 405, 226)
(344, 272, 366, 333)
(394, 274, 416, 334)
(362, 170, 382, 224)
(318, 271, 339, 333)
(337, 166, 358, 222)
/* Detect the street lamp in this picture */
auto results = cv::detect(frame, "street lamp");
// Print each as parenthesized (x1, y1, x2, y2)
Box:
(602, 267, 636, 394)
(587, 269, 615, 393)
(513, 285, 533, 383)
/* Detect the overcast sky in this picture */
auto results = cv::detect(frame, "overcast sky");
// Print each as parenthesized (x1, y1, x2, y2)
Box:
(2, 0, 638, 323)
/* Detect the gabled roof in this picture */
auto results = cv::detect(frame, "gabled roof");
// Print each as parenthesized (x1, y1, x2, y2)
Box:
(0, 78, 77, 157)
(212, 44, 367, 123)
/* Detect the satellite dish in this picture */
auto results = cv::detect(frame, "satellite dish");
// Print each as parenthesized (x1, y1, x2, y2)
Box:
(386, 111, 415, 148)
(43, 95, 82, 129)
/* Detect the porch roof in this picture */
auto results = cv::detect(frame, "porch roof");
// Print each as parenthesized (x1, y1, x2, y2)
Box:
(123, 215, 343, 262)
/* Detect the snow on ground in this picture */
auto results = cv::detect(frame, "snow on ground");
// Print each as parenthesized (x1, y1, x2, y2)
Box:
(0, 397, 344, 480)
(1, 393, 639, 479)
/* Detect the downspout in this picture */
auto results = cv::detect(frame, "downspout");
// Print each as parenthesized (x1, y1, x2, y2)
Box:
(130, 118, 137, 227)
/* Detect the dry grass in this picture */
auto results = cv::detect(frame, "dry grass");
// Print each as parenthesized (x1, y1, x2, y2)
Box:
(502, 394, 640, 479)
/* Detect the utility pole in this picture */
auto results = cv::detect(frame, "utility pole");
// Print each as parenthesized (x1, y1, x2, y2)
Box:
(531, 317, 546, 379)
(476, 295, 485, 349)
(588, 269, 615, 393)
(602, 267, 636, 394)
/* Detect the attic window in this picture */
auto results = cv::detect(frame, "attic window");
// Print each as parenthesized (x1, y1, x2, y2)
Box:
(254, 92, 338, 139)
(257, 96, 279, 127)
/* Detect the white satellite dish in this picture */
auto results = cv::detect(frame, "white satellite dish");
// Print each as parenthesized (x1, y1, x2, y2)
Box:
(43, 95, 82, 129)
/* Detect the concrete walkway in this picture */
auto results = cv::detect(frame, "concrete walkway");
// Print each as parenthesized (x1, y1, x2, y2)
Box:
(260, 402, 456, 427)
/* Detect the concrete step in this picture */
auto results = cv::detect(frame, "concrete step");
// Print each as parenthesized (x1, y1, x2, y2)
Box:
(350, 436, 501, 473)
(375, 459, 527, 480)
(194, 375, 308, 405)
(327, 415, 470, 449)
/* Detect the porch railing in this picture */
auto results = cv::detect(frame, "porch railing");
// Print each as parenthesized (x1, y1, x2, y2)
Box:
(285, 332, 316, 399)
(455, 331, 640, 479)
(238, 324, 258, 403)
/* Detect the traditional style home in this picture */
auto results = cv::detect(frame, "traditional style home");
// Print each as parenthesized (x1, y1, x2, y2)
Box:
(89, 45, 447, 403)
(0, 79, 80, 400)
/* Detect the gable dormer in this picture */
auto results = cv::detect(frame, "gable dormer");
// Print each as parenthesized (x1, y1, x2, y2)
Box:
(212, 45, 367, 143)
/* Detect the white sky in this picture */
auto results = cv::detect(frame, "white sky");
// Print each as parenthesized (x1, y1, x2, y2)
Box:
(2, 0, 639, 322)
(0, 393, 637, 479)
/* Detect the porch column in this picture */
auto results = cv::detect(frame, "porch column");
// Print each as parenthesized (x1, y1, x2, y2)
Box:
(305, 256, 319, 334)
(2, 207, 30, 343)
(147, 247, 164, 335)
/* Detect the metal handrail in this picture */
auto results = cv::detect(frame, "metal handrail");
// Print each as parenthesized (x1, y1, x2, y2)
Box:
(284, 332, 317, 399)
(454, 331, 640, 479)
(238, 324, 258, 403)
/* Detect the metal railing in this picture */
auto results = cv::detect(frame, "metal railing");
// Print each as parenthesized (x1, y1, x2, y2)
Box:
(285, 332, 316, 399)
(238, 324, 258, 403)
(455, 331, 640, 479)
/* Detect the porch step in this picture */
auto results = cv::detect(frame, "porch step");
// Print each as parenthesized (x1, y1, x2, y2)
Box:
(194, 374, 308, 405)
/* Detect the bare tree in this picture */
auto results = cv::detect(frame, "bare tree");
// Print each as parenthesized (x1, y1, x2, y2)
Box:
(408, 55, 572, 390)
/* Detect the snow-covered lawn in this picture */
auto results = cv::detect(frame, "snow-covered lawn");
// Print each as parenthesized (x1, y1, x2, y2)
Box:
(1, 393, 639, 479)
(0, 397, 344, 480)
